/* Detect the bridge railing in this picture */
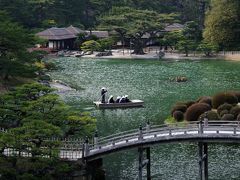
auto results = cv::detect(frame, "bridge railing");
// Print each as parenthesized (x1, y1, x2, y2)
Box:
(86, 120, 240, 155)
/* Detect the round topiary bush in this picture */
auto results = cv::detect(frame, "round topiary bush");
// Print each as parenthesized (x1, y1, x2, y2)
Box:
(185, 101, 196, 108)
(229, 91, 240, 102)
(217, 103, 233, 114)
(185, 103, 211, 121)
(219, 110, 229, 117)
(230, 106, 240, 119)
(197, 96, 212, 107)
(171, 104, 187, 116)
(173, 111, 184, 121)
(221, 114, 235, 121)
(199, 111, 220, 120)
(212, 92, 238, 109)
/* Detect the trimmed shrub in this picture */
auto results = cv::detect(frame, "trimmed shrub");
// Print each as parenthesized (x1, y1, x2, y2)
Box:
(219, 110, 229, 117)
(198, 96, 212, 107)
(173, 111, 184, 121)
(229, 91, 240, 102)
(221, 114, 235, 121)
(171, 104, 187, 116)
(217, 103, 233, 114)
(185, 103, 211, 121)
(199, 111, 220, 120)
(230, 106, 240, 119)
(185, 101, 196, 108)
(212, 92, 238, 109)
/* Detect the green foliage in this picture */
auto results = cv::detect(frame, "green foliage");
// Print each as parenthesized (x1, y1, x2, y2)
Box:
(99, 6, 178, 54)
(197, 41, 219, 56)
(162, 30, 184, 49)
(176, 40, 197, 56)
(0, 12, 38, 81)
(204, 0, 240, 49)
(230, 106, 240, 119)
(217, 103, 233, 114)
(212, 92, 238, 109)
(185, 103, 211, 121)
(221, 114, 235, 121)
(203, 111, 220, 120)
(219, 110, 229, 118)
(98, 38, 115, 51)
(81, 40, 101, 53)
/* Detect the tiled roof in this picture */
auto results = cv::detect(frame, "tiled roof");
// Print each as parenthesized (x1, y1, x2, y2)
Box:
(37, 26, 109, 40)
(164, 23, 184, 32)
(86, 31, 109, 38)
(66, 25, 85, 35)
(36, 27, 77, 40)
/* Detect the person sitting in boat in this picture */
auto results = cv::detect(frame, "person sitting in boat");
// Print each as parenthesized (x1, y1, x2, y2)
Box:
(115, 96, 121, 103)
(119, 96, 126, 103)
(108, 95, 115, 103)
(125, 95, 131, 103)
(101, 87, 107, 103)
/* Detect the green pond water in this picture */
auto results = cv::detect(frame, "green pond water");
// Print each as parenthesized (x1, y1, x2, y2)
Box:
(49, 58, 240, 179)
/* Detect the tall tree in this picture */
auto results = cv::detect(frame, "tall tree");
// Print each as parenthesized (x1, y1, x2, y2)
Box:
(203, 0, 240, 49)
(100, 7, 178, 54)
(0, 12, 37, 81)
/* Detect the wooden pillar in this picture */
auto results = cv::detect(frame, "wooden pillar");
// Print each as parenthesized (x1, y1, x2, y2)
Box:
(198, 142, 203, 180)
(146, 147, 151, 180)
(203, 143, 208, 180)
(138, 148, 143, 180)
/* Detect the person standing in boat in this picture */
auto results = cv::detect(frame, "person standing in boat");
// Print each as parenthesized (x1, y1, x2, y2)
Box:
(101, 87, 107, 103)
(108, 95, 115, 103)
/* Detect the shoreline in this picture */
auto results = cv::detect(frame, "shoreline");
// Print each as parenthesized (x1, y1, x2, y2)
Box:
(46, 49, 240, 61)
(81, 50, 240, 61)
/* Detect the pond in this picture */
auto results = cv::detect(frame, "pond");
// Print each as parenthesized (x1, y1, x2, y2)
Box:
(49, 57, 240, 179)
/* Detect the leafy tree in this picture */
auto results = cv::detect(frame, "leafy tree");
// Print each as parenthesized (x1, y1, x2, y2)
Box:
(81, 40, 101, 53)
(176, 40, 197, 57)
(203, 0, 240, 49)
(0, 12, 38, 81)
(197, 42, 219, 56)
(100, 7, 178, 54)
(98, 38, 115, 51)
(162, 30, 184, 50)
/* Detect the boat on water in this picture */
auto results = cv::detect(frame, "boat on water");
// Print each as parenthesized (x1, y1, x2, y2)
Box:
(93, 100, 144, 109)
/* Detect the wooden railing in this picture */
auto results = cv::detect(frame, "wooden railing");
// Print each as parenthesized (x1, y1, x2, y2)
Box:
(83, 120, 240, 158)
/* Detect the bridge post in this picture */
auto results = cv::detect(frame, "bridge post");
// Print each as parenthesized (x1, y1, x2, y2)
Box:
(94, 131, 99, 149)
(84, 138, 89, 157)
(138, 148, 143, 180)
(203, 143, 208, 180)
(146, 120, 150, 133)
(146, 147, 151, 180)
(139, 125, 143, 140)
(199, 120, 203, 134)
(198, 142, 203, 180)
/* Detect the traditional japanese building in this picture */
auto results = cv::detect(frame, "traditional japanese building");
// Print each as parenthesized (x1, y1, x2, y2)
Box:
(37, 26, 109, 51)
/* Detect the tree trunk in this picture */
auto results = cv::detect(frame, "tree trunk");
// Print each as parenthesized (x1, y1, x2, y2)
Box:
(133, 39, 145, 55)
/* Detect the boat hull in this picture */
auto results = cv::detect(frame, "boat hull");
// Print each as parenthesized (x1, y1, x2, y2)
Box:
(93, 100, 144, 109)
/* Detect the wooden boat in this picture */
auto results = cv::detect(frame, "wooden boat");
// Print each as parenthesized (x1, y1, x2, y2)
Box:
(93, 100, 144, 109)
